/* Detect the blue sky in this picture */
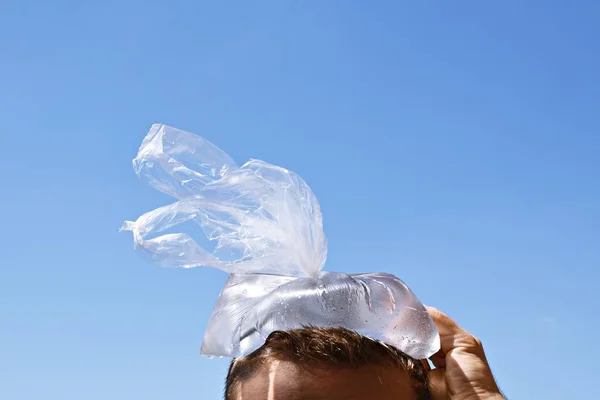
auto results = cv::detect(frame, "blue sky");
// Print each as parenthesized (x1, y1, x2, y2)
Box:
(1, 1, 599, 399)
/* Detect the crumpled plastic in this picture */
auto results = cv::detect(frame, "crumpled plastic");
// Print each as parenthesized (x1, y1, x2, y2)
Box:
(122, 124, 440, 360)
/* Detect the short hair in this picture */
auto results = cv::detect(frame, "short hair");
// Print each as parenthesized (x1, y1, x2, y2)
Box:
(225, 327, 432, 400)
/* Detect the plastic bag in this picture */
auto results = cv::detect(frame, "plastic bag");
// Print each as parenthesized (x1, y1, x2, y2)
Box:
(122, 124, 440, 359)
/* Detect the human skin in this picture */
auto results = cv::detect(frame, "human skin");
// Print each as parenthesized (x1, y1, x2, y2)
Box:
(235, 360, 418, 400)
(426, 307, 504, 400)
(236, 308, 505, 400)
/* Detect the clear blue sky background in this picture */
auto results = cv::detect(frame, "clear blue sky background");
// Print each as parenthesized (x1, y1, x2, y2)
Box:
(1, 1, 598, 399)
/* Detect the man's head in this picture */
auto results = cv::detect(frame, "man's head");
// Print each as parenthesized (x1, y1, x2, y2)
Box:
(225, 327, 431, 400)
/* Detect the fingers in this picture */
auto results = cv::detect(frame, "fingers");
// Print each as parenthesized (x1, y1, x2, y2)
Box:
(426, 306, 462, 337)
(425, 306, 503, 399)
(425, 306, 484, 355)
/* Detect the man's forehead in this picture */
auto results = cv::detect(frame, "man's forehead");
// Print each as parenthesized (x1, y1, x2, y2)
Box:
(236, 360, 416, 400)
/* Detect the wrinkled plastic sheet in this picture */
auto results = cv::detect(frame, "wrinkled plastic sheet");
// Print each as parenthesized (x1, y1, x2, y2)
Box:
(122, 124, 439, 359)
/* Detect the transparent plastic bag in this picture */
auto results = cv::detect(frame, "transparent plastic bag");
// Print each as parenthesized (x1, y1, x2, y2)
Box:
(202, 272, 439, 359)
(122, 124, 440, 359)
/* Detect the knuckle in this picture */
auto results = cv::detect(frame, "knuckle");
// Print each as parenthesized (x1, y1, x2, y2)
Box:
(462, 334, 484, 351)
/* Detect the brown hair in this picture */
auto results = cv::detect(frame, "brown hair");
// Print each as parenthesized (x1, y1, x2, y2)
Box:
(225, 327, 431, 399)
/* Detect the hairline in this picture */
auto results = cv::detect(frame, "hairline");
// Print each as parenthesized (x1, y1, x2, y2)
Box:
(224, 327, 431, 400)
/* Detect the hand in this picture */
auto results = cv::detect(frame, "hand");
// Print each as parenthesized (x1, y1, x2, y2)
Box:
(425, 307, 505, 400)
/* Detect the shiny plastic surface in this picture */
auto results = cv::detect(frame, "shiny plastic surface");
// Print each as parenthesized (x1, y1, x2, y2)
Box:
(122, 124, 440, 359)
